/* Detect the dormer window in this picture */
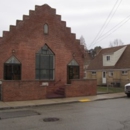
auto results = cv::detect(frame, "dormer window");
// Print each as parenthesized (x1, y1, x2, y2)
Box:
(44, 24, 49, 34)
(106, 56, 110, 61)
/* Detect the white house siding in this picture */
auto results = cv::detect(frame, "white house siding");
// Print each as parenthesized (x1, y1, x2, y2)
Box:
(103, 46, 126, 66)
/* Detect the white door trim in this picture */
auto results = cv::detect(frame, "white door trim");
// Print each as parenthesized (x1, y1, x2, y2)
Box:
(102, 71, 106, 84)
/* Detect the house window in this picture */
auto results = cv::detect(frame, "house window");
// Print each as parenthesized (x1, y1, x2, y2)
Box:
(92, 71, 96, 75)
(36, 44, 55, 80)
(4, 56, 21, 80)
(122, 70, 127, 75)
(44, 24, 49, 34)
(106, 56, 110, 61)
(109, 71, 113, 77)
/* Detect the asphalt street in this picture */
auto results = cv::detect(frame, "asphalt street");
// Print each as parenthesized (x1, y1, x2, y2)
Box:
(0, 97, 129, 130)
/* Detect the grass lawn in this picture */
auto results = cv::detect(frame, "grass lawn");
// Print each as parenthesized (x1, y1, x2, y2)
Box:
(97, 86, 124, 93)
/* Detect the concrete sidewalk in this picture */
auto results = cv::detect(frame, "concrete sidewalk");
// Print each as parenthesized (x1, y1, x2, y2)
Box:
(0, 92, 126, 110)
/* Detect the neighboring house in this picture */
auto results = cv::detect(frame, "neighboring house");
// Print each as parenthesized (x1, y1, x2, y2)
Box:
(86, 45, 130, 87)
(0, 4, 96, 101)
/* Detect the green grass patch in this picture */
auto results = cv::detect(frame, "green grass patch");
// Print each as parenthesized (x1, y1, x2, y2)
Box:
(97, 86, 124, 93)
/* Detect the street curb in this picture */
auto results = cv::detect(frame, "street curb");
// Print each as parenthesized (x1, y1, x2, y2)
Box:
(0, 96, 126, 110)
(0, 101, 79, 110)
(94, 96, 126, 101)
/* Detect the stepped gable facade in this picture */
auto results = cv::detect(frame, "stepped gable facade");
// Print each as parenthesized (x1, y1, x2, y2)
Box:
(0, 4, 96, 101)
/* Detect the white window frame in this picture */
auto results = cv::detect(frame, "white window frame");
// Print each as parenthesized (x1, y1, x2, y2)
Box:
(44, 24, 49, 34)
(121, 70, 128, 75)
(109, 71, 113, 77)
(92, 71, 96, 75)
(106, 55, 110, 61)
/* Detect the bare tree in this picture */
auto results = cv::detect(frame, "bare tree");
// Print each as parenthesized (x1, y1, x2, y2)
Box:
(80, 35, 87, 50)
(109, 39, 124, 47)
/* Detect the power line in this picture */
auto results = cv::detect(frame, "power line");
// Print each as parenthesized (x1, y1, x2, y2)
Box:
(90, 15, 130, 45)
(99, 0, 122, 37)
(89, 0, 119, 48)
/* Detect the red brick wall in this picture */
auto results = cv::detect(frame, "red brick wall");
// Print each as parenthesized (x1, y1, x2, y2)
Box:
(46, 80, 65, 96)
(0, 4, 84, 83)
(2, 79, 97, 101)
(0, 4, 95, 101)
(2, 81, 47, 101)
(65, 79, 97, 97)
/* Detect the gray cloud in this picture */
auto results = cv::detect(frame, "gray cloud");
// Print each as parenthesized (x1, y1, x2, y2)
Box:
(0, 0, 130, 49)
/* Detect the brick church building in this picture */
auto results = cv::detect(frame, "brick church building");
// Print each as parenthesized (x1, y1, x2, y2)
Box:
(0, 4, 96, 101)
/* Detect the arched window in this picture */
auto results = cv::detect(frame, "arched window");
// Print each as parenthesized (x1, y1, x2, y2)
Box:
(68, 59, 79, 66)
(67, 59, 79, 84)
(4, 56, 21, 80)
(44, 24, 49, 34)
(36, 44, 55, 80)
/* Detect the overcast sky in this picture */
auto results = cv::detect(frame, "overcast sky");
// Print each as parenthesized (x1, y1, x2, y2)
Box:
(0, 0, 130, 49)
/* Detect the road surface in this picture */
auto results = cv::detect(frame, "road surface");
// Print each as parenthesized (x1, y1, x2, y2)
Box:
(0, 97, 129, 130)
